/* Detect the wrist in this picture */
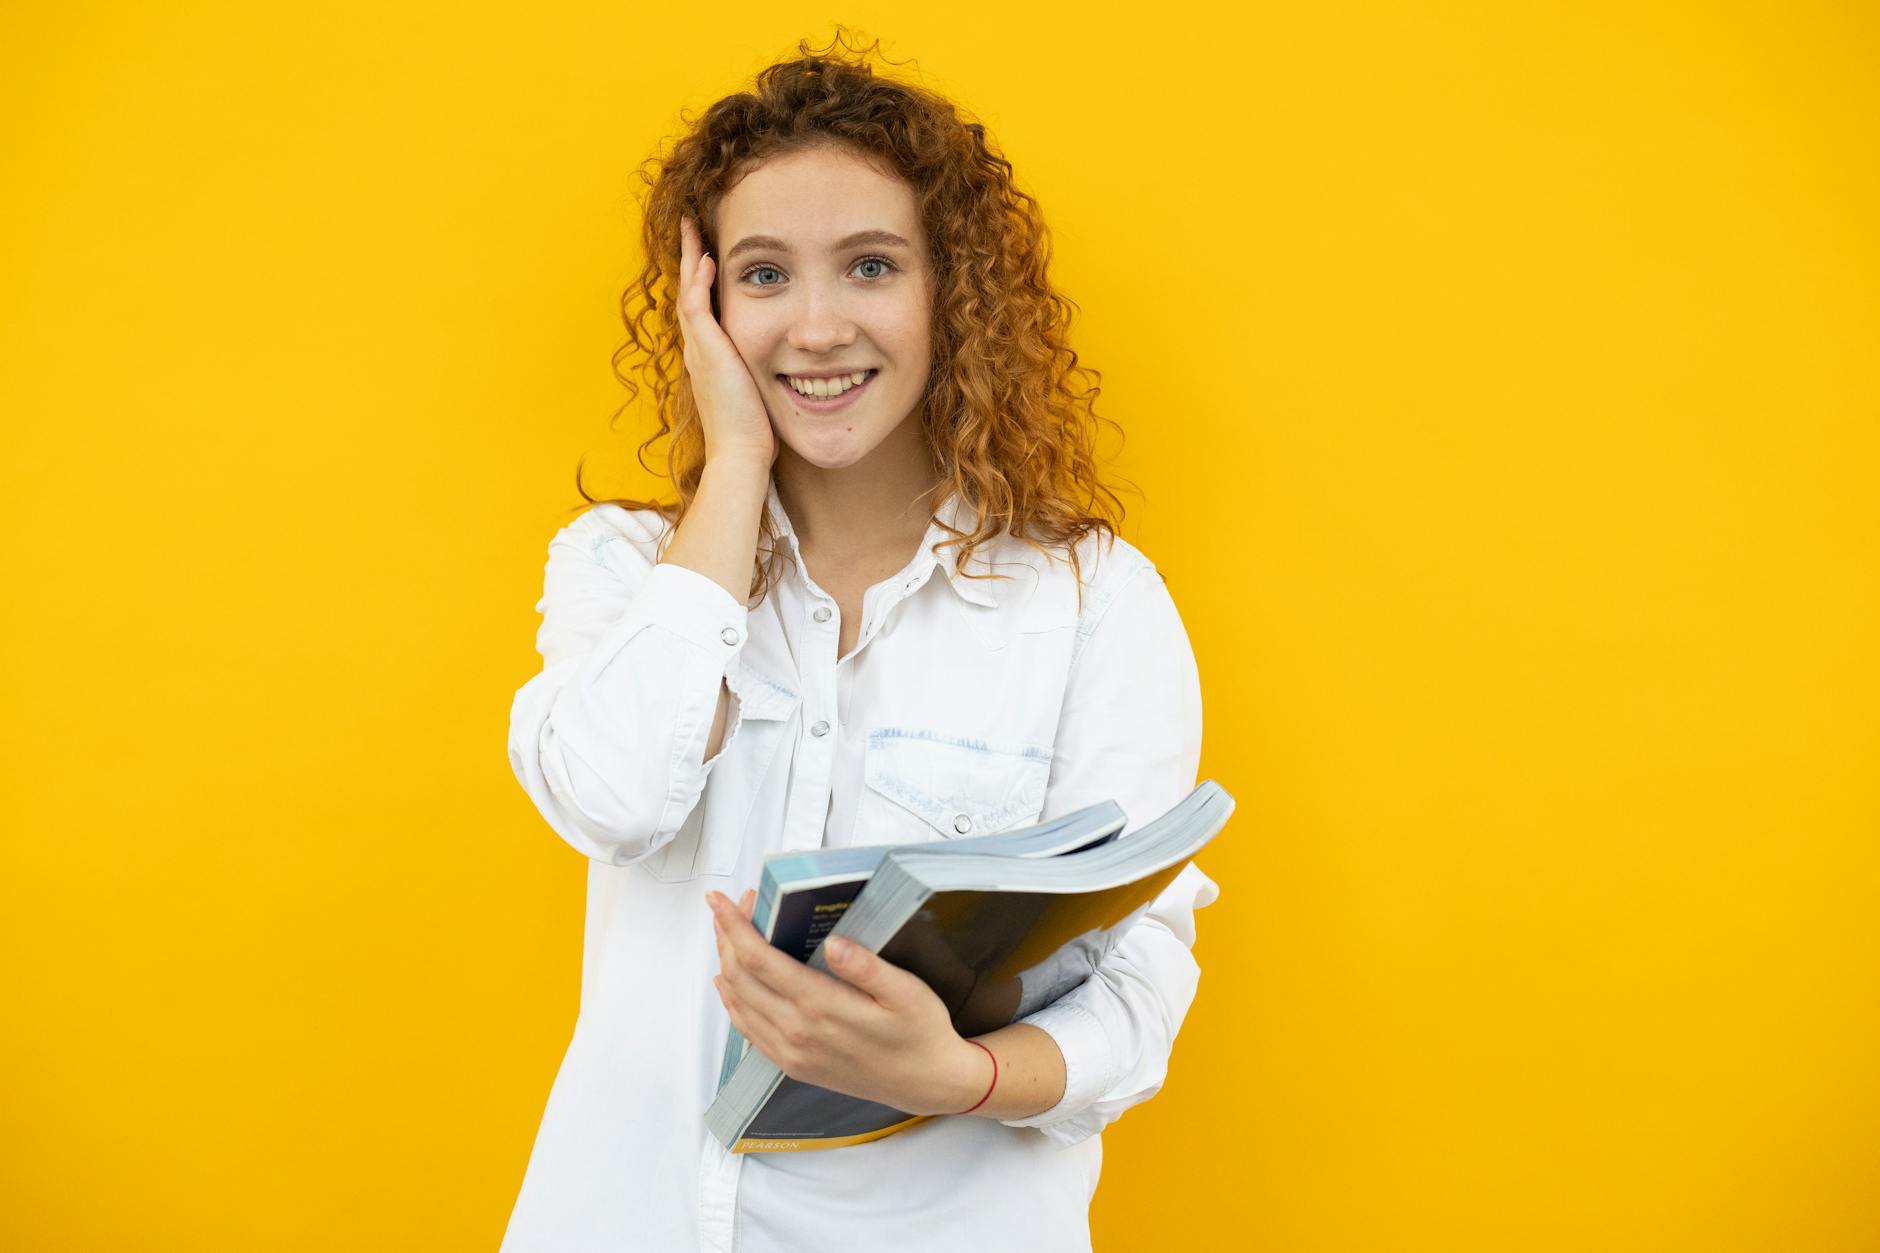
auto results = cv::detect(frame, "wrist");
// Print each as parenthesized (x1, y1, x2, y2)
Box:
(946, 1037, 998, 1117)
(700, 452, 774, 492)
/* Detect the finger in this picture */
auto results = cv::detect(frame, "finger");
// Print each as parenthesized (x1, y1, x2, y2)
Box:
(712, 910, 838, 1047)
(711, 893, 871, 1024)
(711, 896, 824, 1007)
(739, 888, 756, 919)
(676, 218, 717, 332)
(715, 972, 787, 1060)
(822, 935, 924, 1009)
(686, 216, 712, 286)
(716, 936, 804, 1035)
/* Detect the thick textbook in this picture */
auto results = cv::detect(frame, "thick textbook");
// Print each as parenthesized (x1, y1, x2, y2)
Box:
(704, 779, 1235, 1153)
(714, 799, 1131, 1091)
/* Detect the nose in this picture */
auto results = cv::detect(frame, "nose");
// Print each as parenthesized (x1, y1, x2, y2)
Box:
(786, 280, 858, 356)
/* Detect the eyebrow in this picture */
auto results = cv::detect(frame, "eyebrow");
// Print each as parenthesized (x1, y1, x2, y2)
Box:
(721, 229, 913, 263)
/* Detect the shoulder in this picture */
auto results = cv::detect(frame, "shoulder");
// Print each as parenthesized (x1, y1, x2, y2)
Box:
(1065, 528, 1161, 616)
(991, 526, 1196, 690)
(983, 526, 1167, 640)
(1063, 530, 1180, 665)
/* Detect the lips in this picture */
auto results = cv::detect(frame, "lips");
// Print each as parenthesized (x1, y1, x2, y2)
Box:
(776, 369, 878, 410)
(779, 368, 874, 391)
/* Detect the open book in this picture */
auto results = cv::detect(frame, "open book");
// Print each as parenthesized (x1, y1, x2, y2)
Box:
(705, 779, 1234, 1153)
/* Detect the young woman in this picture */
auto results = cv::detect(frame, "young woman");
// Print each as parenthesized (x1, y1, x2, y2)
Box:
(502, 34, 1220, 1253)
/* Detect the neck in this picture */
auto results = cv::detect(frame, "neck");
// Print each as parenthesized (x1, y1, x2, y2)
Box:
(772, 428, 941, 559)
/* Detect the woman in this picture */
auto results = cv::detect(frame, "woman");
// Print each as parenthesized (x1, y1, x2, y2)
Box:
(502, 32, 1220, 1253)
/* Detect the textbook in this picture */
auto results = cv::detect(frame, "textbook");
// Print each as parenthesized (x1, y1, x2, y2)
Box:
(714, 799, 1132, 1091)
(704, 779, 1235, 1154)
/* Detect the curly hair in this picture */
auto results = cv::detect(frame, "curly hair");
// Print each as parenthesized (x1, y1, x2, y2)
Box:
(577, 28, 1128, 602)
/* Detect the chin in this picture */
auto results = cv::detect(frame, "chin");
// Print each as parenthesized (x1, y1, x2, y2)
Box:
(772, 417, 893, 471)
(777, 435, 880, 471)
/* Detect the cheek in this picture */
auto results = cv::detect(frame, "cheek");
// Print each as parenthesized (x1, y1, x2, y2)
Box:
(885, 300, 933, 362)
(716, 306, 769, 364)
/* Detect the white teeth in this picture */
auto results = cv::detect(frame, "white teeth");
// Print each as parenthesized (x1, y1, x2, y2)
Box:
(787, 370, 870, 398)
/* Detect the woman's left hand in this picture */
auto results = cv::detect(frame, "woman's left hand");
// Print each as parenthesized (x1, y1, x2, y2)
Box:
(708, 889, 991, 1117)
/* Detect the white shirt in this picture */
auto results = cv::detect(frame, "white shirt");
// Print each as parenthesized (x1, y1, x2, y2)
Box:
(501, 482, 1221, 1253)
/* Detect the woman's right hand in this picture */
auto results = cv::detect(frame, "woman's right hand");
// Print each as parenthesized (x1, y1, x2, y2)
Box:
(678, 214, 776, 470)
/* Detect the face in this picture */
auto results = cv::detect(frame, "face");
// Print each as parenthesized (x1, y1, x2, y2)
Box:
(710, 144, 934, 474)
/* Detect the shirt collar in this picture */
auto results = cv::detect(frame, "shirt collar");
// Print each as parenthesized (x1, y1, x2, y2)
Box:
(762, 479, 1005, 609)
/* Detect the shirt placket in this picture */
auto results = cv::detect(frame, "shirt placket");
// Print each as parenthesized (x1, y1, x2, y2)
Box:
(782, 563, 842, 854)
(852, 564, 934, 658)
(697, 1133, 742, 1252)
(697, 545, 941, 1251)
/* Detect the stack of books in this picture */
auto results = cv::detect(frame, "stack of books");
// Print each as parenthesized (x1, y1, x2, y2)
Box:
(705, 779, 1235, 1152)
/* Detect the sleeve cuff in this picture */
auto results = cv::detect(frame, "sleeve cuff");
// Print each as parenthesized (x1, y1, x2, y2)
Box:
(996, 999, 1117, 1133)
(623, 561, 750, 653)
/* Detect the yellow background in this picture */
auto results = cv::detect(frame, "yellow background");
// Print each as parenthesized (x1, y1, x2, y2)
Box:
(3, 2, 1875, 1249)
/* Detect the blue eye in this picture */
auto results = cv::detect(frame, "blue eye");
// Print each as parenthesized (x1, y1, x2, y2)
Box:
(736, 256, 898, 288)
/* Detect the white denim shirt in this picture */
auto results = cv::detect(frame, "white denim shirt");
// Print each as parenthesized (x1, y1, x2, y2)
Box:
(501, 482, 1220, 1253)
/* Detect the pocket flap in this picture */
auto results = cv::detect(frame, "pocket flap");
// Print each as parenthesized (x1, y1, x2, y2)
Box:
(863, 728, 1052, 838)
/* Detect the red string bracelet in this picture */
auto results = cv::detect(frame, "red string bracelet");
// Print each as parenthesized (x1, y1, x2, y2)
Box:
(956, 1039, 998, 1115)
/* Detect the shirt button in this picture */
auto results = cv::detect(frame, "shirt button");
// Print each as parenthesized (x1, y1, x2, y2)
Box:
(810, 720, 831, 737)
(952, 813, 973, 834)
(812, 606, 832, 623)
(719, 626, 740, 646)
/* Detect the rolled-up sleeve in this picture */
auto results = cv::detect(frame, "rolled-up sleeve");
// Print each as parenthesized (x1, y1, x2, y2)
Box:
(506, 507, 757, 866)
(996, 555, 1221, 1149)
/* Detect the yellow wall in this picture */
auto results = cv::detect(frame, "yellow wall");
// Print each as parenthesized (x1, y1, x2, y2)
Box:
(4, 3, 1875, 1249)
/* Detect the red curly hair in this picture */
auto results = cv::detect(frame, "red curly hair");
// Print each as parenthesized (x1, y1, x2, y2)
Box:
(578, 28, 1128, 601)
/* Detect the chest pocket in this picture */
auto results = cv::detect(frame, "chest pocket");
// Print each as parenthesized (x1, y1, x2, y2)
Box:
(640, 660, 799, 883)
(855, 727, 1053, 846)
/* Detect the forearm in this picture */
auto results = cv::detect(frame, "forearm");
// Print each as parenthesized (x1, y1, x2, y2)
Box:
(507, 556, 754, 863)
(658, 457, 770, 601)
(946, 1023, 1066, 1121)
(659, 457, 769, 760)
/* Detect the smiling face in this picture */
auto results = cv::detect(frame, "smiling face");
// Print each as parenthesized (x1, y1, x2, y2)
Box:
(710, 143, 934, 475)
